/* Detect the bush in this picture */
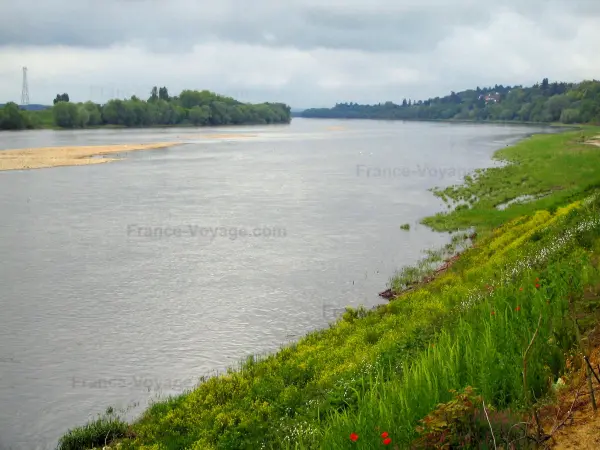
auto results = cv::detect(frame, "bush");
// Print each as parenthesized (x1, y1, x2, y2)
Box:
(57, 414, 128, 450)
(412, 387, 528, 449)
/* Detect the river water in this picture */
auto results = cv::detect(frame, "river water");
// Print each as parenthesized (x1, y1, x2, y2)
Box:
(0, 119, 554, 449)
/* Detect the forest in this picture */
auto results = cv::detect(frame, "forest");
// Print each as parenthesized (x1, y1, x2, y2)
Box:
(0, 87, 291, 130)
(299, 78, 600, 124)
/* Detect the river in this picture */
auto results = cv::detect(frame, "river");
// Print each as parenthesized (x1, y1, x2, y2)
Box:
(0, 119, 555, 449)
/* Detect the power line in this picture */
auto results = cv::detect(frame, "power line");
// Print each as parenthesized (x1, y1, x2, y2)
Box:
(21, 67, 29, 106)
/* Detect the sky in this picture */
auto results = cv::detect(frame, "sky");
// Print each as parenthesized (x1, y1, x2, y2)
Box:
(0, 0, 599, 109)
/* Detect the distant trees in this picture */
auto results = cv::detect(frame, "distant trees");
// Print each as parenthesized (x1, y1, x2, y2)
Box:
(41, 88, 291, 129)
(53, 93, 70, 104)
(301, 78, 600, 125)
(0, 102, 34, 129)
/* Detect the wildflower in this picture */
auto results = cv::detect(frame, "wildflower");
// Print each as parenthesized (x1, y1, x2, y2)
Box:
(491, 311, 496, 316)
(383, 437, 392, 445)
(535, 283, 540, 289)
(519, 287, 523, 291)
(515, 306, 521, 312)
(381, 432, 389, 439)
(350, 433, 359, 442)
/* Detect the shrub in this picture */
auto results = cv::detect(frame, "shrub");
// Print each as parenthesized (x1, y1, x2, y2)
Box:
(57, 413, 129, 450)
(412, 387, 528, 449)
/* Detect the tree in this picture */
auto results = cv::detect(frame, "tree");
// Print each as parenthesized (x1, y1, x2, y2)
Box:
(0, 102, 29, 129)
(53, 93, 70, 104)
(559, 109, 580, 124)
(149, 86, 158, 102)
(158, 87, 170, 101)
(53, 102, 79, 128)
(83, 102, 102, 125)
(188, 105, 210, 125)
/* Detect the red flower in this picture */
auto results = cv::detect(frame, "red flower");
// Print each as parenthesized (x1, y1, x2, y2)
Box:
(535, 283, 540, 289)
(350, 433, 359, 442)
(381, 432, 389, 439)
(515, 306, 521, 312)
(519, 287, 523, 291)
(491, 311, 495, 316)
(383, 437, 392, 445)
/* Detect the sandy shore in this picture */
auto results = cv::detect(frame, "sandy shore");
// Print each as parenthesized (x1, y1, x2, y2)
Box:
(0, 142, 184, 171)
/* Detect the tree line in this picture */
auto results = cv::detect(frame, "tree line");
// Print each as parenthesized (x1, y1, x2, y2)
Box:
(0, 87, 291, 130)
(299, 79, 600, 124)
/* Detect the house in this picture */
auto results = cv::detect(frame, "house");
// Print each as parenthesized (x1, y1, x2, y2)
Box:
(478, 92, 501, 104)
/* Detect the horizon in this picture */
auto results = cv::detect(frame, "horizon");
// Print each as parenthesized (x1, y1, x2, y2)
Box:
(1, 76, 594, 112)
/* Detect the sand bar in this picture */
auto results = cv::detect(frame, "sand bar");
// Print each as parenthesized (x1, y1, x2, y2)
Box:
(180, 133, 258, 139)
(0, 142, 184, 172)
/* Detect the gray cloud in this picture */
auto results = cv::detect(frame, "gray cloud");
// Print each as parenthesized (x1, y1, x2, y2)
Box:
(2, 0, 596, 52)
(0, 0, 599, 107)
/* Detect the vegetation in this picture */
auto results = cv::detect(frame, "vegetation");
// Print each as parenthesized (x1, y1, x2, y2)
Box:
(300, 78, 600, 125)
(58, 128, 600, 449)
(53, 93, 70, 104)
(0, 87, 291, 130)
(399, 223, 410, 231)
(0, 102, 39, 130)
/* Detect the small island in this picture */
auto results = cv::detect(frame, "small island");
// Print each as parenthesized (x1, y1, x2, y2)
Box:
(0, 87, 291, 130)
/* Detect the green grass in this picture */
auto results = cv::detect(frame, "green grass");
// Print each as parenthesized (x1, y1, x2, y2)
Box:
(28, 109, 54, 128)
(57, 410, 128, 450)
(59, 127, 600, 450)
(423, 127, 600, 231)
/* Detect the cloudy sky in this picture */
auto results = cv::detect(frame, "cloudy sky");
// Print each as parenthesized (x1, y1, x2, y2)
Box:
(0, 0, 599, 108)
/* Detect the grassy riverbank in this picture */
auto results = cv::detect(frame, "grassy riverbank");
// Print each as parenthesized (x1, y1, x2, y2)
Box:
(59, 128, 600, 449)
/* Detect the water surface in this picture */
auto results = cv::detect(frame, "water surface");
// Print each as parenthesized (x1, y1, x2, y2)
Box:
(0, 119, 555, 449)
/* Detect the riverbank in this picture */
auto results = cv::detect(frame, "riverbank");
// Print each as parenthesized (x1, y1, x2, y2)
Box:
(0, 142, 186, 171)
(59, 127, 600, 449)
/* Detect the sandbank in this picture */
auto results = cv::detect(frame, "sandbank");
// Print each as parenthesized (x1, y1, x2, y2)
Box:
(0, 142, 183, 171)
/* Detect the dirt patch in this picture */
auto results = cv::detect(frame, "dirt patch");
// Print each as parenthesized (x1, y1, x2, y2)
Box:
(585, 135, 600, 148)
(541, 325, 600, 449)
(0, 142, 184, 171)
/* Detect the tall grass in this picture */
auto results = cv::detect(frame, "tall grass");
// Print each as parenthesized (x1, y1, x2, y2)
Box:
(306, 252, 596, 449)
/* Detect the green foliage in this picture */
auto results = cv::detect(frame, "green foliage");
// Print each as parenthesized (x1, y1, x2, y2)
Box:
(422, 128, 600, 232)
(301, 78, 600, 125)
(53, 101, 83, 128)
(53, 93, 70, 104)
(412, 387, 527, 449)
(0, 102, 35, 130)
(3, 88, 291, 131)
(57, 412, 128, 450)
(49, 88, 291, 129)
(400, 223, 411, 231)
